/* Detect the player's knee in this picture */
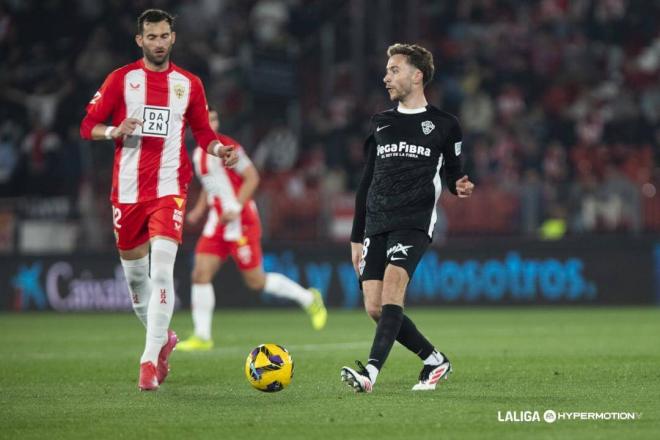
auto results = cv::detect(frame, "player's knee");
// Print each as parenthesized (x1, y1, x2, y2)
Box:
(364, 302, 381, 321)
(191, 266, 212, 284)
(125, 276, 146, 294)
(151, 267, 173, 286)
(244, 275, 265, 292)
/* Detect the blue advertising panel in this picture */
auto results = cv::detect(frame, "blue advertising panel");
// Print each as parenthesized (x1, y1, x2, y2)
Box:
(0, 237, 656, 311)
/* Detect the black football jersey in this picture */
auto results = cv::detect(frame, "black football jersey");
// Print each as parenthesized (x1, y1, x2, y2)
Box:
(351, 105, 464, 242)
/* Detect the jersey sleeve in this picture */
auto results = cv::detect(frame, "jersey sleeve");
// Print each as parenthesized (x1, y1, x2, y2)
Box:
(80, 70, 121, 139)
(441, 118, 464, 195)
(186, 76, 218, 151)
(350, 134, 376, 243)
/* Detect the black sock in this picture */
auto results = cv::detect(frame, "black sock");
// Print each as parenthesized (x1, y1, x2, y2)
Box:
(367, 304, 404, 370)
(396, 314, 435, 360)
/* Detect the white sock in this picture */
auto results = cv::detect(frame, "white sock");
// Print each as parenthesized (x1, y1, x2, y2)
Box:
(263, 272, 313, 308)
(365, 364, 379, 385)
(191, 283, 215, 341)
(423, 350, 445, 366)
(120, 255, 151, 328)
(140, 239, 178, 365)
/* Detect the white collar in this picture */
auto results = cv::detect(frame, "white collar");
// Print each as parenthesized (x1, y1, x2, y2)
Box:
(397, 104, 427, 114)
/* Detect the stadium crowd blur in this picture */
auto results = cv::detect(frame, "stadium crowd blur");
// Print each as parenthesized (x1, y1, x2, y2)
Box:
(0, 0, 658, 252)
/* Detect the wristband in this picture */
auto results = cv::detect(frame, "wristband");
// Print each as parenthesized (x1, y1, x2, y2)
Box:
(213, 143, 223, 157)
(104, 126, 116, 140)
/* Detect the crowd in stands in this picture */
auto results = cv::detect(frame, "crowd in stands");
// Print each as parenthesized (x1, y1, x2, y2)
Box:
(0, 0, 657, 248)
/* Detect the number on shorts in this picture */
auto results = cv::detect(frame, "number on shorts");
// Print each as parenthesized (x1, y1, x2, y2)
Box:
(359, 237, 370, 276)
(113, 206, 122, 229)
(362, 238, 370, 258)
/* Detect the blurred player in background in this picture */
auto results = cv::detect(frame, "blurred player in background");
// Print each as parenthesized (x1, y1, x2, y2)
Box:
(341, 44, 474, 393)
(177, 109, 327, 352)
(80, 9, 237, 391)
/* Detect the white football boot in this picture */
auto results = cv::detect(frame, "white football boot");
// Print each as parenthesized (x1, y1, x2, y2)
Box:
(412, 352, 452, 391)
(340, 361, 373, 393)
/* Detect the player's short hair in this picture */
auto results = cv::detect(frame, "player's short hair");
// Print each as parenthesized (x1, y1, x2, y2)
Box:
(387, 43, 435, 87)
(137, 9, 175, 34)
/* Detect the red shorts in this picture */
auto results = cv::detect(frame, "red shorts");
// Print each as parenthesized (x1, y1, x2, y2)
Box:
(195, 221, 262, 271)
(112, 196, 187, 250)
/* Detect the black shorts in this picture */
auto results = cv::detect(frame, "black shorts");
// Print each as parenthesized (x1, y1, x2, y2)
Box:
(359, 229, 430, 281)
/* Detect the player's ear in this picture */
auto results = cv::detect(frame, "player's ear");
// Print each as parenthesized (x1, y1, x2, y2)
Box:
(171, 31, 176, 45)
(413, 68, 423, 85)
(135, 33, 143, 48)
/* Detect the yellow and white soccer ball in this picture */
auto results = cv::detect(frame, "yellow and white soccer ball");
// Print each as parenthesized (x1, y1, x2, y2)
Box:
(244, 343, 294, 392)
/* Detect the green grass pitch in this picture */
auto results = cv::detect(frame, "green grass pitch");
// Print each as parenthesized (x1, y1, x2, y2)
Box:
(1, 308, 659, 439)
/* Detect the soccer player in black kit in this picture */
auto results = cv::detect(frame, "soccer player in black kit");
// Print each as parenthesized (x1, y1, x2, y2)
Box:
(341, 43, 474, 393)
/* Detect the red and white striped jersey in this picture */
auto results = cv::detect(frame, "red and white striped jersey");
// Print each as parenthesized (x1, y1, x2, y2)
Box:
(80, 59, 218, 204)
(192, 133, 259, 238)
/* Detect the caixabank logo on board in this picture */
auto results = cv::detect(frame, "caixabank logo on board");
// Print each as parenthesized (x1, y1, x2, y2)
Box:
(10, 260, 181, 311)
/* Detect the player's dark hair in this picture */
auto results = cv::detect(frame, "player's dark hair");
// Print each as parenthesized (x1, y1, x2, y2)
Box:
(137, 9, 175, 34)
(387, 43, 435, 87)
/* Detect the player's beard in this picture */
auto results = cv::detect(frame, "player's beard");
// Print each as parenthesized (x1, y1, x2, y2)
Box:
(389, 86, 408, 102)
(388, 81, 412, 102)
(143, 45, 172, 67)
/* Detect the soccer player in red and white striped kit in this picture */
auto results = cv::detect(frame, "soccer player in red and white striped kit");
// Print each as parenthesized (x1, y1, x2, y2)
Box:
(80, 9, 238, 391)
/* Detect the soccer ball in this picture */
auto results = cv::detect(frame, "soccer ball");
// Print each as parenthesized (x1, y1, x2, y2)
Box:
(244, 343, 294, 392)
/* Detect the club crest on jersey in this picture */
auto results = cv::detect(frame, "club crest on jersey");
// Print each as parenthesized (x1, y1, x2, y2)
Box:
(141, 105, 171, 137)
(421, 120, 435, 135)
(173, 84, 186, 99)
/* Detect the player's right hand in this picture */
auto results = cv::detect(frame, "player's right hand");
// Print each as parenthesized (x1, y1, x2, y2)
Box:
(112, 118, 143, 138)
(350, 242, 363, 278)
(220, 210, 240, 224)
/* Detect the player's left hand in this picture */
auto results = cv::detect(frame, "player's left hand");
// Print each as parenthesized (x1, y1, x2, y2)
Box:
(456, 175, 474, 198)
(350, 242, 363, 278)
(186, 208, 205, 225)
